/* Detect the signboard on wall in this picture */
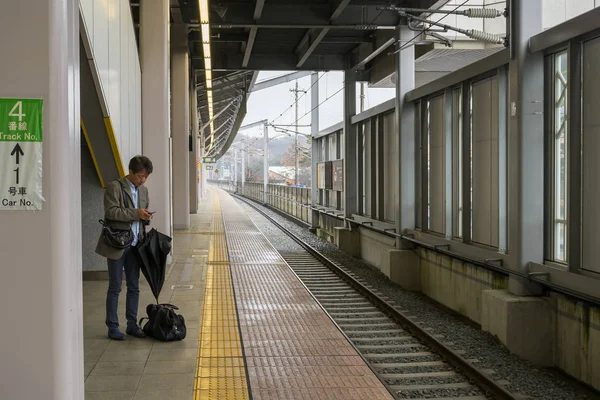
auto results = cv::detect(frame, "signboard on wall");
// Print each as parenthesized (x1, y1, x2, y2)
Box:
(317, 163, 326, 189)
(0, 98, 44, 211)
(317, 161, 335, 190)
(332, 160, 344, 191)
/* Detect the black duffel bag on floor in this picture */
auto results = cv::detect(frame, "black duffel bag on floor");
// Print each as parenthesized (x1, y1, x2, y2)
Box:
(139, 303, 186, 341)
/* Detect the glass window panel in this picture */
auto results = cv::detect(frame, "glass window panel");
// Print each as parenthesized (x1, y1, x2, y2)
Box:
(554, 51, 568, 263)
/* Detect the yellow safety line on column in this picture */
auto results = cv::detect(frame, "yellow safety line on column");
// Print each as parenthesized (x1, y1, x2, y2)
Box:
(103, 117, 126, 178)
(193, 188, 249, 400)
(80, 117, 106, 188)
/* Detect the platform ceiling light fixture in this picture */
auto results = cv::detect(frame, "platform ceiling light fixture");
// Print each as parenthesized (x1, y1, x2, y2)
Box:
(199, 0, 215, 151)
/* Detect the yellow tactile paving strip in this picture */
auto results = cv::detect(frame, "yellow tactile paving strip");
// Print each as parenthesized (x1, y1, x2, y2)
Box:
(193, 190, 250, 400)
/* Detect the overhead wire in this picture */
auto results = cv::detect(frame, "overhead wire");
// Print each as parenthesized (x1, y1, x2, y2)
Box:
(294, 0, 471, 123)
(269, 1, 394, 126)
(229, 0, 472, 154)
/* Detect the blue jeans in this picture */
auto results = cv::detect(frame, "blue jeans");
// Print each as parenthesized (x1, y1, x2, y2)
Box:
(105, 248, 140, 330)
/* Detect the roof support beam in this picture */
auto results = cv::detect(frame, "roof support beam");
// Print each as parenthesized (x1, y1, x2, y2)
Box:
(350, 30, 396, 71)
(169, 0, 183, 24)
(253, 0, 265, 20)
(251, 71, 312, 92)
(330, 0, 352, 20)
(297, 28, 330, 67)
(242, 28, 258, 68)
(352, 37, 395, 70)
(194, 54, 348, 71)
(295, 0, 351, 68)
(242, 0, 266, 68)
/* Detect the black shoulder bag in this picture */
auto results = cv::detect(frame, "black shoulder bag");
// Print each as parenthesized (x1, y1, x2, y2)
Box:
(99, 182, 134, 249)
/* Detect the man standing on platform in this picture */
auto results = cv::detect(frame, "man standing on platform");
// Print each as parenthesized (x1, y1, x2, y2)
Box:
(96, 156, 154, 340)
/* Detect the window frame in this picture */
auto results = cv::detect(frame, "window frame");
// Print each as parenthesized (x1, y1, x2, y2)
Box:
(545, 49, 570, 266)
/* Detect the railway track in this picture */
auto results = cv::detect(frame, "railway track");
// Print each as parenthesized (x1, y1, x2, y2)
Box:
(233, 193, 518, 400)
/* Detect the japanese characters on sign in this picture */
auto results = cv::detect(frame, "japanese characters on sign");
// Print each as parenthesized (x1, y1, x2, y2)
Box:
(0, 98, 44, 210)
(332, 160, 344, 192)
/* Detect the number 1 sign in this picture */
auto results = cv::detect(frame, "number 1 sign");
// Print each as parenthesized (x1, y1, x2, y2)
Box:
(0, 98, 43, 210)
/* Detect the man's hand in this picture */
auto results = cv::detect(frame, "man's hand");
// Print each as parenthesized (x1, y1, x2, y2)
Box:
(138, 209, 153, 220)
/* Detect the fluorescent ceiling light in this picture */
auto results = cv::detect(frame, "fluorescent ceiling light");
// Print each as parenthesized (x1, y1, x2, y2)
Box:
(205, 70, 212, 81)
(201, 24, 210, 41)
(203, 43, 211, 59)
(199, 0, 209, 23)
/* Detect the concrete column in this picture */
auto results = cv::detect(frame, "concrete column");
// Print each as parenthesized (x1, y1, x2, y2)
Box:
(199, 141, 206, 198)
(234, 147, 238, 191)
(0, 0, 83, 398)
(394, 25, 416, 246)
(310, 72, 320, 229)
(507, 0, 544, 295)
(141, 0, 171, 238)
(343, 70, 357, 218)
(190, 76, 199, 213)
(171, 33, 190, 230)
(264, 123, 269, 204)
(241, 144, 246, 194)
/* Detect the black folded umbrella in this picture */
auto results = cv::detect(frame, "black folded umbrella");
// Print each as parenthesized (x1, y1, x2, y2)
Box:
(133, 228, 172, 303)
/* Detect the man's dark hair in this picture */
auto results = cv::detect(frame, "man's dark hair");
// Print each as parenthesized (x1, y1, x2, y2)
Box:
(129, 155, 153, 175)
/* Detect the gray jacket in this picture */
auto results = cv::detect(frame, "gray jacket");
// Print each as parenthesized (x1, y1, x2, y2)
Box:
(95, 176, 150, 260)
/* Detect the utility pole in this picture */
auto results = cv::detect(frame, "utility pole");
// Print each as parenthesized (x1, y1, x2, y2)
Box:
(290, 81, 306, 185)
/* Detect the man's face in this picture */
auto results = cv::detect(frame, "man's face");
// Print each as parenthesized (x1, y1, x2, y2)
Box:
(129, 169, 149, 187)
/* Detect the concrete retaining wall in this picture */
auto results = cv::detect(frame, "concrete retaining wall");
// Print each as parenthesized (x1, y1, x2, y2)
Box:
(419, 248, 508, 324)
(552, 293, 600, 390)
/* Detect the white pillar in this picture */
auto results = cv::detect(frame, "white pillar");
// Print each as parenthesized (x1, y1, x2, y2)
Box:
(310, 72, 320, 228)
(264, 123, 269, 204)
(141, 0, 171, 237)
(234, 147, 238, 191)
(394, 26, 416, 246)
(343, 70, 357, 218)
(507, 0, 545, 295)
(199, 141, 206, 198)
(171, 45, 190, 230)
(190, 78, 199, 212)
(0, 0, 83, 399)
(241, 144, 246, 194)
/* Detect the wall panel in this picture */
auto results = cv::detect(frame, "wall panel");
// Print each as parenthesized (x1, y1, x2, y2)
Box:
(80, 0, 141, 170)
(429, 95, 445, 234)
(363, 121, 372, 217)
(543, 0, 600, 30)
(383, 112, 396, 223)
(471, 76, 499, 248)
(582, 36, 600, 274)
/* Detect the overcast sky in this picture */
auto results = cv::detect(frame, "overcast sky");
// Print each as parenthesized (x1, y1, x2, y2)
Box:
(239, 71, 396, 140)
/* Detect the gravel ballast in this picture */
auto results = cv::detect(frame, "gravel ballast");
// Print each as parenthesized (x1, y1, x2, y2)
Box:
(236, 197, 600, 400)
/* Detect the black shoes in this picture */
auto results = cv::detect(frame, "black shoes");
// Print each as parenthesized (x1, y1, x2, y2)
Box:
(126, 325, 146, 338)
(108, 328, 125, 341)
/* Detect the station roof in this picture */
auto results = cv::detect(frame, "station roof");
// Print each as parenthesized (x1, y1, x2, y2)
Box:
(130, 0, 446, 159)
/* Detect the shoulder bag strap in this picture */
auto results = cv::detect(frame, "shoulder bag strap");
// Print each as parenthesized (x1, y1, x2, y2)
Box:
(119, 180, 130, 209)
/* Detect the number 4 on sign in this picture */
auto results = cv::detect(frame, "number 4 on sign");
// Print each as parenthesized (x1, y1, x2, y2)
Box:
(8, 101, 26, 121)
